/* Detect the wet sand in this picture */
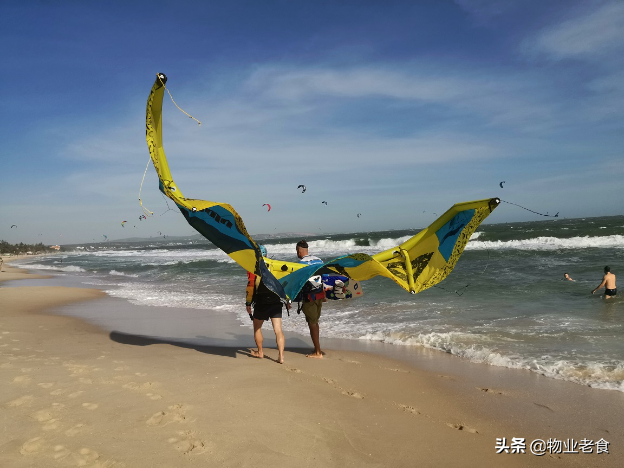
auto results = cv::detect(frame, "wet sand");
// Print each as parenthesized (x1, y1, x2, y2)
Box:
(0, 260, 621, 467)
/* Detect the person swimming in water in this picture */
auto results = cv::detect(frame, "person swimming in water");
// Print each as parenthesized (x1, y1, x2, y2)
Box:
(592, 266, 617, 299)
(564, 273, 575, 281)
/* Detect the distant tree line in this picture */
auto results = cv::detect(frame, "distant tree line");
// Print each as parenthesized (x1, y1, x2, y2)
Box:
(0, 240, 56, 256)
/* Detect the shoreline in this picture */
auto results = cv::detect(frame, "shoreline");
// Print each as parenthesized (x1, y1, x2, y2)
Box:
(1, 261, 622, 466)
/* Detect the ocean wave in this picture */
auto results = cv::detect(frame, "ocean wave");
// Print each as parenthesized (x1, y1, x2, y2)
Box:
(108, 270, 139, 277)
(20, 263, 87, 273)
(466, 235, 624, 251)
(355, 330, 624, 392)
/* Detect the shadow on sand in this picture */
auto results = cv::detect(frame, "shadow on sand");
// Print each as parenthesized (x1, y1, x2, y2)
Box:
(109, 330, 313, 364)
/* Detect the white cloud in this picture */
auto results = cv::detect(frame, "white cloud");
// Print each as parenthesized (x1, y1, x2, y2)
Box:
(524, 1, 624, 60)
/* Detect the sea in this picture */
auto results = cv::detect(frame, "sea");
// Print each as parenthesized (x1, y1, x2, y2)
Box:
(11, 215, 624, 392)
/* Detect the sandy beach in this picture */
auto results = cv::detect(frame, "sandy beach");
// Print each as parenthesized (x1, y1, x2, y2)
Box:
(1, 259, 621, 467)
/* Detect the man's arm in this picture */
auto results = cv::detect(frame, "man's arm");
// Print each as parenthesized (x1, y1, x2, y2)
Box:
(592, 275, 607, 294)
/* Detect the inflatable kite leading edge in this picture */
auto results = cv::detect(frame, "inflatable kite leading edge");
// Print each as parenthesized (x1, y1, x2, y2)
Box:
(145, 73, 500, 302)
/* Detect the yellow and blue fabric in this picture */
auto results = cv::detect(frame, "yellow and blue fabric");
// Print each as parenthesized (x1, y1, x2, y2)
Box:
(146, 73, 287, 302)
(146, 73, 500, 303)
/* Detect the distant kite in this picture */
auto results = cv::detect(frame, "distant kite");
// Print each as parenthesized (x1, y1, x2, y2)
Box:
(357, 213, 361, 218)
(297, 185, 306, 193)
(10, 224, 17, 228)
(103, 235, 108, 241)
(157, 231, 162, 235)
(322, 201, 328, 205)
(121, 221, 127, 227)
(139, 215, 147, 221)
(263, 203, 271, 212)
(499, 181, 505, 188)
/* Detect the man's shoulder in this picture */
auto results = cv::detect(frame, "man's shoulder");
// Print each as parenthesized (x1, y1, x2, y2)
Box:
(299, 255, 323, 265)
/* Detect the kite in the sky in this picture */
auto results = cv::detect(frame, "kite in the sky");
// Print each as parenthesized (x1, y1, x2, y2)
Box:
(357, 213, 361, 218)
(103, 235, 108, 241)
(322, 201, 328, 205)
(145, 73, 500, 302)
(11, 224, 17, 228)
(263, 204, 271, 211)
(297, 185, 306, 193)
(139, 215, 147, 221)
(499, 181, 505, 188)
(121, 221, 127, 227)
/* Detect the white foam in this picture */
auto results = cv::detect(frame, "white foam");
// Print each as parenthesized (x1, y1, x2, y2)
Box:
(21, 263, 86, 273)
(352, 330, 624, 392)
(466, 235, 624, 251)
(109, 270, 139, 277)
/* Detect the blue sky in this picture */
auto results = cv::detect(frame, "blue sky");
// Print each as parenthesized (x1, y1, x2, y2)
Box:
(1, 0, 623, 245)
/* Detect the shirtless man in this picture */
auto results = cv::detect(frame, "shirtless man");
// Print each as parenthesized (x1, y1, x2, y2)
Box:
(592, 266, 617, 298)
(564, 273, 574, 281)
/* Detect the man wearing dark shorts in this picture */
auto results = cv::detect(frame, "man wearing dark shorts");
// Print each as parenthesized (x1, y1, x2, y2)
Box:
(592, 266, 617, 299)
(245, 245, 286, 363)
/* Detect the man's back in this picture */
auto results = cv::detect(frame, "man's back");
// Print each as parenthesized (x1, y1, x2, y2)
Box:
(605, 273, 616, 289)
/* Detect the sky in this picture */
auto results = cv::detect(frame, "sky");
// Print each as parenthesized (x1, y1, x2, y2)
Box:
(1, 0, 623, 245)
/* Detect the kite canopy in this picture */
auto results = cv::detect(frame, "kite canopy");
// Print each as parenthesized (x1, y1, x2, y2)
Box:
(145, 73, 500, 302)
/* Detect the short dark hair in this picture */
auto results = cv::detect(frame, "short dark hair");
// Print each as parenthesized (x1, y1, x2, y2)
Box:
(296, 239, 308, 249)
(564, 273, 568, 276)
(604, 266, 610, 273)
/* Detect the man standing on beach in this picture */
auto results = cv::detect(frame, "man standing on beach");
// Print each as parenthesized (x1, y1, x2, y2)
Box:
(245, 245, 287, 364)
(296, 240, 326, 359)
(592, 266, 617, 298)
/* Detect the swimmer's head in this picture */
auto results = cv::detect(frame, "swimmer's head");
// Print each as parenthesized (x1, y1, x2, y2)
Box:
(604, 266, 611, 273)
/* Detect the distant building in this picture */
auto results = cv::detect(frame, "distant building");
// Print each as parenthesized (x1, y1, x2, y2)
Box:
(49, 245, 61, 251)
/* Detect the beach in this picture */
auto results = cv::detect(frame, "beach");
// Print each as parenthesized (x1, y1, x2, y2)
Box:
(1, 259, 622, 467)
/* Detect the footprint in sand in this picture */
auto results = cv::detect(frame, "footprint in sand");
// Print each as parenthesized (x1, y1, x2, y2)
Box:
(7, 395, 34, 407)
(78, 378, 93, 384)
(65, 424, 85, 437)
(123, 381, 157, 392)
(398, 404, 420, 415)
(13, 375, 32, 385)
(52, 445, 100, 465)
(146, 404, 188, 426)
(50, 389, 65, 396)
(341, 390, 364, 399)
(68, 391, 84, 399)
(446, 422, 478, 434)
(146, 393, 163, 400)
(168, 430, 208, 455)
(323, 377, 336, 384)
(31, 403, 65, 423)
(478, 387, 504, 395)
(285, 367, 302, 373)
(37, 383, 54, 389)
(82, 403, 98, 410)
(42, 419, 62, 431)
(20, 436, 48, 455)
(384, 367, 409, 373)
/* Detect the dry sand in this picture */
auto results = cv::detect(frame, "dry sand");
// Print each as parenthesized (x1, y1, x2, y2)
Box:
(0, 260, 621, 467)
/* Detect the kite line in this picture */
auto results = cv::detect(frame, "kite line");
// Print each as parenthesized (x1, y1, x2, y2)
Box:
(500, 200, 559, 218)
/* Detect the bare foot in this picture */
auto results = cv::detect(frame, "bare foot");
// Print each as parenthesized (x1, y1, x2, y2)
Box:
(278, 355, 284, 364)
(306, 353, 323, 359)
(250, 350, 264, 359)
